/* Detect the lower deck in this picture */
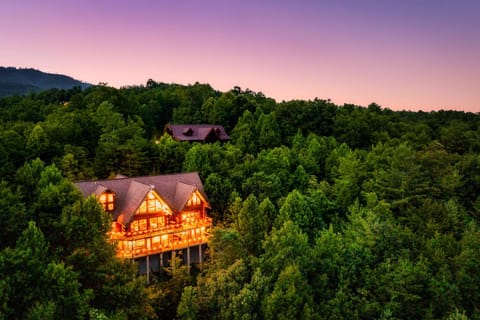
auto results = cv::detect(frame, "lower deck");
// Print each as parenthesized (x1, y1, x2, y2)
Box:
(135, 243, 208, 275)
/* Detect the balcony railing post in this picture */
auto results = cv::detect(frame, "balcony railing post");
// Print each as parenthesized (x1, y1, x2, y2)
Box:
(113, 217, 212, 258)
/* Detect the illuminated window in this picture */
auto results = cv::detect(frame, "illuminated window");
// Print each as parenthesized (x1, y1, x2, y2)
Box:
(137, 191, 170, 214)
(131, 221, 139, 232)
(148, 192, 156, 212)
(187, 193, 201, 207)
(150, 217, 157, 229)
(149, 216, 165, 230)
(135, 239, 145, 248)
(111, 222, 123, 232)
(152, 236, 160, 244)
(121, 241, 133, 250)
(161, 234, 168, 244)
(139, 219, 147, 231)
(181, 211, 200, 224)
(99, 191, 115, 211)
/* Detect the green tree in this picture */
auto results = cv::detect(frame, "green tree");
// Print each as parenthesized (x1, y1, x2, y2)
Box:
(231, 110, 257, 154)
(15, 158, 46, 201)
(0, 129, 25, 179)
(58, 144, 94, 180)
(440, 120, 477, 154)
(181, 259, 251, 320)
(276, 190, 322, 240)
(34, 164, 82, 245)
(60, 197, 156, 319)
(235, 194, 266, 255)
(151, 252, 192, 319)
(256, 112, 281, 150)
(208, 227, 248, 270)
(0, 222, 91, 319)
(457, 153, 480, 215)
(155, 133, 190, 174)
(260, 221, 311, 277)
(26, 123, 50, 160)
(0, 181, 27, 248)
(333, 149, 365, 212)
(372, 257, 431, 319)
(262, 264, 314, 320)
(454, 224, 480, 317)
(94, 116, 150, 177)
(177, 286, 198, 320)
(258, 197, 277, 234)
(183, 143, 213, 178)
(242, 171, 283, 202)
(204, 172, 234, 222)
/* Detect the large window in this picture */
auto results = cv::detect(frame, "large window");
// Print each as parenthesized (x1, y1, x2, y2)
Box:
(131, 219, 147, 232)
(187, 192, 201, 207)
(137, 191, 169, 214)
(130, 220, 139, 232)
(135, 239, 145, 248)
(131, 217, 164, 232)
(149, 216, 165, 229)
(99, 191, 115, 211)
(181, 211, 200, 224)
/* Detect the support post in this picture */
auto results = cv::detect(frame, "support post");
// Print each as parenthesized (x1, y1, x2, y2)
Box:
(187, 246, 191, 266)
(146, 255, 150, 283)
(160, 252, 163, 268)
(199, 244, 203, 267)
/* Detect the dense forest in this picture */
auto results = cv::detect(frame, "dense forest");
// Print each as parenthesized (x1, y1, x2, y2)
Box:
(0, 81, 479, 319)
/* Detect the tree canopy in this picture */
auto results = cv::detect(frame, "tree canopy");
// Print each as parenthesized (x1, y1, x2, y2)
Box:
(0, 81, 479, 319)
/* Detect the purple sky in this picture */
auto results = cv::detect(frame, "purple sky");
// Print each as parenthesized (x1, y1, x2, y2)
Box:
(1, 0, 479, 112)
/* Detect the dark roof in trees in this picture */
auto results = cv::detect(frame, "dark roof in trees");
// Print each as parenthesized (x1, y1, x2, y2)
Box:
(75, 173, 209, 224)
(165, 124, 230, 142)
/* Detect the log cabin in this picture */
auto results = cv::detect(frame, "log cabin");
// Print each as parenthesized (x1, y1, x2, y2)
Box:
(165, 124, 230, 143)
(75, 173, 212, 272)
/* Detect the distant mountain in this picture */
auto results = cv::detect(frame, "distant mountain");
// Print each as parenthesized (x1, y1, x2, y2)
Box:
(0, 67, 90, 97)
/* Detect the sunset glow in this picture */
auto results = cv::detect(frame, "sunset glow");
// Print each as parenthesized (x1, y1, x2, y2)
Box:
(1, 0, 479, 112)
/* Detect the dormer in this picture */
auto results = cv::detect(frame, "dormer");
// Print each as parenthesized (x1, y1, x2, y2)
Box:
(182, 127, 193, 136)
(136, 190, 172, 215)
(99, 190, 116, 212)
(186, 191, 202, 207)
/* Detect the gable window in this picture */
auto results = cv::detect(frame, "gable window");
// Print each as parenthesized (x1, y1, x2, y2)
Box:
(137, 191, 170, 214)
(99, 191, 115, 211)
(187, 192, 201, 207)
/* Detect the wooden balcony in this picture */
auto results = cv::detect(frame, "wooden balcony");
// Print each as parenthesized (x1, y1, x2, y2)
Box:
(110, 217, 212, 259)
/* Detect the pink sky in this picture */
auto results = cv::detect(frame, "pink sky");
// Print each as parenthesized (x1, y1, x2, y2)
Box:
(1, 0, 479, 112)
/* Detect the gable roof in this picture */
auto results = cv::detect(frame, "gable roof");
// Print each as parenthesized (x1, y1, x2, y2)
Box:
(165, 124, 230, 142)
(75, 172, 209, 224)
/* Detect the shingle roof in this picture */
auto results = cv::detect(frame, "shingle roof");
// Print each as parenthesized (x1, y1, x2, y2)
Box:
(165, 124, 230, 142)
(75, 173, 209, 224)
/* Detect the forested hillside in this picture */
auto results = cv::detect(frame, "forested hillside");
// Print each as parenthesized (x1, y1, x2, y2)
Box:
(0, 81, 479, 319)
(0, 67, 90, 98)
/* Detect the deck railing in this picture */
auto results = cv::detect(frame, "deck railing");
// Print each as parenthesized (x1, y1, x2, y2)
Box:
(110, 217, 212, 258)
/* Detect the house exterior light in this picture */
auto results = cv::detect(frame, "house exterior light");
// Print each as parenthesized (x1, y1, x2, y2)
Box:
(75, 173, 212, 262)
